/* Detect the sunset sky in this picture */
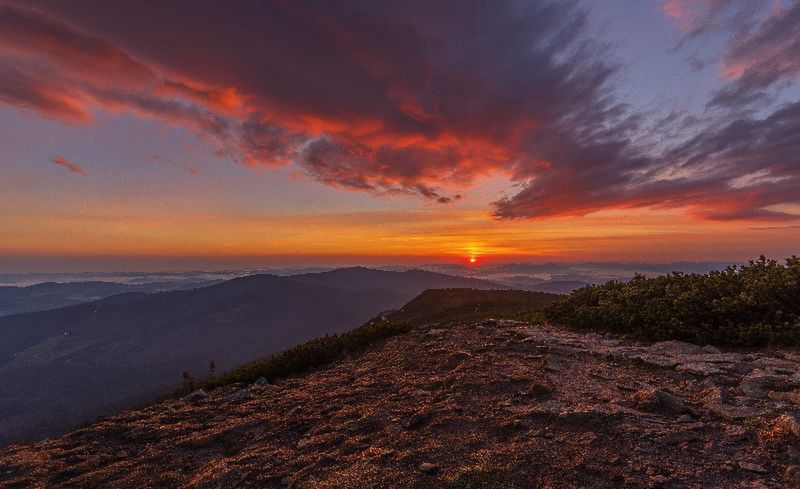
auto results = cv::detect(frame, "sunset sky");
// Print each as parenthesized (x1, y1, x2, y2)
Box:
(2, 0, 800, 272)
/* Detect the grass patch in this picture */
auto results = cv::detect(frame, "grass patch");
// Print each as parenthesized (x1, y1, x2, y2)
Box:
(546, 256, 800, 347)
(204, 288, 559, 389)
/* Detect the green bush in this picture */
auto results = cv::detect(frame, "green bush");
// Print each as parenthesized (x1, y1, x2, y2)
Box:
(546, 256, 800, 347)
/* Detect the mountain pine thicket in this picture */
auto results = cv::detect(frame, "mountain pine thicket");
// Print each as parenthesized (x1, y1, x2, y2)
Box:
(547, 256, 800, 346)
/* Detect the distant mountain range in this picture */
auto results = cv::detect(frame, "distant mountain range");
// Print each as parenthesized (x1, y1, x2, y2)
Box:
(0, 262, 740, 316)
(419, 261, 737, 294)
(0, 268, 502, 446)
(0, 280, 224, 317)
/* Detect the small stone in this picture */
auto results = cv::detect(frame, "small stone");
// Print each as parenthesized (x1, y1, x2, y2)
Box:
(738, 462, 768, 474)
(227, 419, 265, 434)
(697, 353, 746, 364)
(724, 425, 748, 438)
(649, 341, 704, 355)
(228, 389, 251, 402)
(535, 399, 565, 414)
(253, 377, 269, 386)
(707, 403, 761, 421)
(774, 414, 800, 437)
(746, 369, 799, 391)
(215, 469, 238, 488)
(186, 389, 208, 402)
(616, 381, 640, 392)
(596, 338, 623, 347)
(419, 462, 439, 474)
(702, 386, 732, 405)
(636, 388, 688, 415)
(740, 381, 766, 398)
(635, 354, 679, 368)
(403, 412, 433, 429)
(785, 465, 800, 487)
(675, 363, 725, 376)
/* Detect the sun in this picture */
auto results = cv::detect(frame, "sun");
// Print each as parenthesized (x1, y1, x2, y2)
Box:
(469, 257, 477, 264)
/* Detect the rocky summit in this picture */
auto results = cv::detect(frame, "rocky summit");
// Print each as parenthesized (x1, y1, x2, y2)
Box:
(3, 320, 800, 488)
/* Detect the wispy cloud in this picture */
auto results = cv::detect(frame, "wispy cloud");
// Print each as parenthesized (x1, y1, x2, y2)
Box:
(750, 224, 800, 230)
(661, 1, 800, 109)
(50, 156, 85, 175)
(149, 155, 201, 175)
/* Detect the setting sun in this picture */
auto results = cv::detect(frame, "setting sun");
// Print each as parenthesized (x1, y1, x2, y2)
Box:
(469, 257, 477, 264)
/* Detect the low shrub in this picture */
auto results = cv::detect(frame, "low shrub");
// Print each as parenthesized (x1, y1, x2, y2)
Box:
(546, 256, 800, 347)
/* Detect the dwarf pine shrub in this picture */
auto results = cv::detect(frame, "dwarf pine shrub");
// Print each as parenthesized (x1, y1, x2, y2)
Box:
(546, 256, 800, 347)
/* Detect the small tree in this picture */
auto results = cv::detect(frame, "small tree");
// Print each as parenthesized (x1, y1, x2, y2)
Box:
(181, 371, 196, 393)
(209, 361, 217, 380)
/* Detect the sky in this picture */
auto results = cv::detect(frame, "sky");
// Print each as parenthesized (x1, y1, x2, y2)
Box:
(1, 0, 800, 272)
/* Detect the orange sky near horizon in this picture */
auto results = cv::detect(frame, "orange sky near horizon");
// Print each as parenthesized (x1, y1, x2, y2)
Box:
(4, 202, 799, 268)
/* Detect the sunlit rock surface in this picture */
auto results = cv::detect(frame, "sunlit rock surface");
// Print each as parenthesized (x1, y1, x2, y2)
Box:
(3, 320, 800, 487)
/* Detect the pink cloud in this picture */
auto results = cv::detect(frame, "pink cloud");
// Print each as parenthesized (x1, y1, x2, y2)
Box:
(661, 0, 732, 34)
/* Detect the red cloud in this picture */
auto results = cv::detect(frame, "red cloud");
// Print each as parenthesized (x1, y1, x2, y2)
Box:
(0, 62, 90, 122)
(51, 156, 86, 175)
(0, 3, 152, 93)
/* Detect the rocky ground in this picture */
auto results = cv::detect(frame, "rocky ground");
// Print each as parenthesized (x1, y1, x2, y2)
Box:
(3, 320, 800, 488)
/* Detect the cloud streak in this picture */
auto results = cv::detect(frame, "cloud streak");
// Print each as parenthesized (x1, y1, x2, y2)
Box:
(50, 156, 85, 175)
